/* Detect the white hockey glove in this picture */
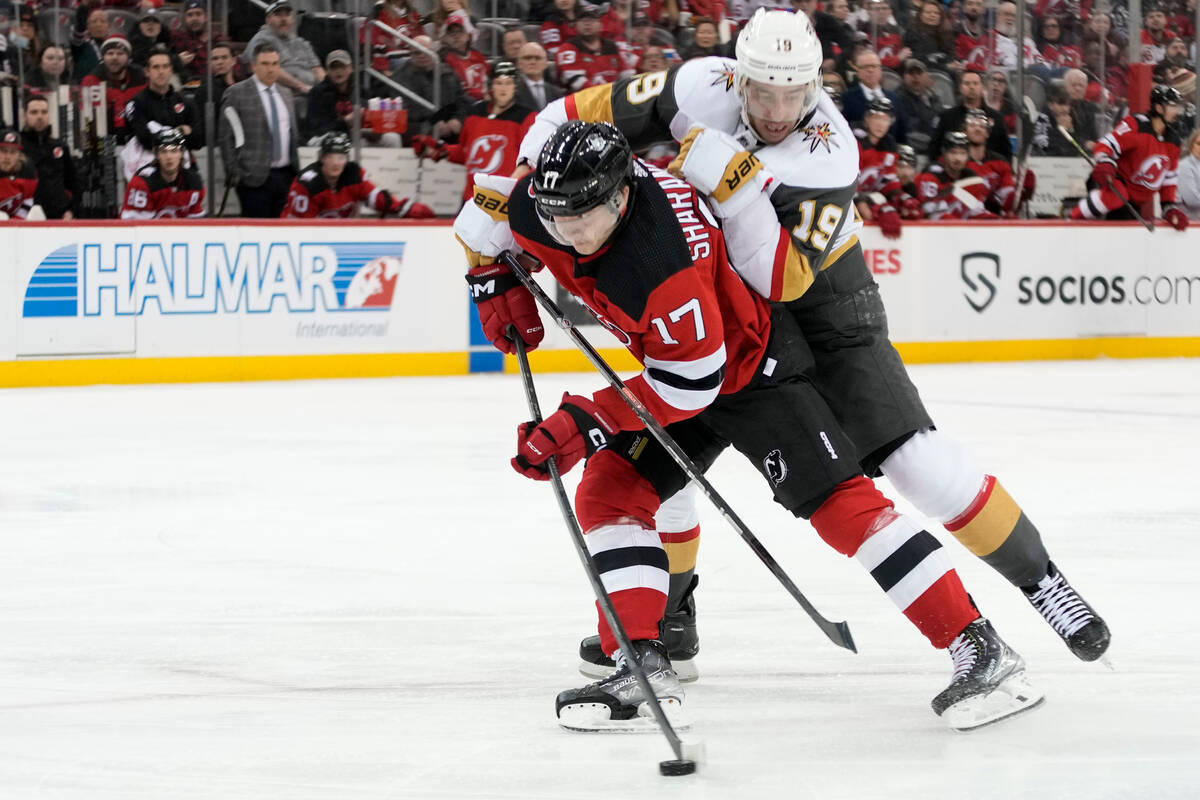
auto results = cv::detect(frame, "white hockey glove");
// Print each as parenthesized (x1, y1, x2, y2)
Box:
(454, 173, 519, 269)
(668, 126, 773, 218)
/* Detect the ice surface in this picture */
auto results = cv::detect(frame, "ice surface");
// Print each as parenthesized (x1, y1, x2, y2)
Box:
(1, 359, 1198, 799)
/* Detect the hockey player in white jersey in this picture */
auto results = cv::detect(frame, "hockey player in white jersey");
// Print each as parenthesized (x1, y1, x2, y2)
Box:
(501, 9, 1109, 726)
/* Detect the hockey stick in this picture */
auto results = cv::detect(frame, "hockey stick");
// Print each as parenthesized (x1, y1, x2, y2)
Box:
(510, 329, 701, 777)
(502, 253, 857, 654)
(1057, 124, 1155, 232)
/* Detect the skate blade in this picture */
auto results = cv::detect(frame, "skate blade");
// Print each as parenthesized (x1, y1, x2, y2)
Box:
(557, 697, 690, 733)
(942, 671, 1045, 731)
(578, 659, 699, 683)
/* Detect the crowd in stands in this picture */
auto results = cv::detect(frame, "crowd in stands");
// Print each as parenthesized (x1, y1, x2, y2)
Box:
(0, 0, 1199, 221)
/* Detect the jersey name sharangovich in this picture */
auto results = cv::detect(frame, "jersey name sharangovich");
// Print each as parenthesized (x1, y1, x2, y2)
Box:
(518, 57, 864, 302)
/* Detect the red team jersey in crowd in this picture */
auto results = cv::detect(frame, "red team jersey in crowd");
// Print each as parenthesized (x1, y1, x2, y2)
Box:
(120, 164, 205, 219)
(1039, 43, 1081, 68)
(966, 149, 1017, 212)
(539, 17, 578, 57)
(81, 66, 147, 141)
(508, 162, 771, 432)
(443, 105, 537, 200)
(1093, 113, 1181, 205)
(444, 50, 491, 102)
(556, 38, 628, 92)
(868, 28, 905, 69)
(914, 165, 993, 220)
(283, 162, 393, 218)
(0, 163, 38, 219)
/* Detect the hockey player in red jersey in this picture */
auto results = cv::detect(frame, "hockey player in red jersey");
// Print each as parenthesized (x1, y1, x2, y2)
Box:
(962, 107, 1035, 215)
(1070, 85, 1189, 229)
(915, 131, 995, 220)
(120, 128, 205, 219)
(856, 96, 904, 239)
(410, 62, 536, 202)
(0, 129, 39, 220)
(894, 144, 924, 219)
(457, 120, 1043, 731)
(283, 132, 434, 219)
(555, 6, 632, 93)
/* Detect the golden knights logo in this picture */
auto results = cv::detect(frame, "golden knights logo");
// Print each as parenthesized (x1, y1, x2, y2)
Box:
(800, 122, 837, 153)
(710, 68, 736, 91)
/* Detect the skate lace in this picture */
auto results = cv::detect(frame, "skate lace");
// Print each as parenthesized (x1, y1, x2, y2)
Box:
(1027, 572, 1093, 637)
(947, 631, 979, 682)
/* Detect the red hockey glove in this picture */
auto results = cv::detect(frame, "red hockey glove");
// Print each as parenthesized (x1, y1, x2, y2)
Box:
(1163, 206, 1189, 231)
(1092, 161, 1118, 186)
(899, 195, 923, 219)
(512, 393, 619, 480)
(466, 262, 544, 355)
(1020, 170, 1036, 202)
(410, 135, 446, 161)
(877, 205, 902, 239)
(401, 200, 436, 219)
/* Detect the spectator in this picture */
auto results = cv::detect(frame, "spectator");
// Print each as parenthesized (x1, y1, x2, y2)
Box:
(430, 0, 473, 38)
(602, 0, 637, 40)
(1032, 83, 1084, 156)
(124, 47, 200, 179)
(284, 132, 433, 219)
(0, 129, 39, 221)
(1063, 68, 1100, 149)
(25, 46, 70, 95)
(990, 1, 1039, 71)
(245, 1, 324, 98)
(20, 96, 78, 220)
(441, 11, 490, 102)
(414, 61, 535, 202)
(903, 0, 956, 71)
(1036, 16, 1081, 72)
(684, 18, 728, 60)
(172, 0, 229, 85)
(1177, 129, 1200, 219)
(1141, 4, 1170, 64)
(929, 70, 1011, 160)
(618, 16, 656, 72)
(556, 6, 631, 92)
(861, 0, 909, 71)
(515, 42, 563, 111)
(916, 131, 994, 219)
(368, 0, 424, 68)
(71, 4, 110, 82)
(639, 44, 672, 73)
(809, 0, 858, 67)
(13, 6, 42, 76)
(307, 49, 355, 142)
(1081, 39, 1128, 105)
(130, 10, 173, 70)
(983, 70, 1019, 137)
(80, 36, 147, 144)
(228, 0, 267, 43)
(955, 0, 988, 70)
(394, 34, 468, 139)
(219, 43, 300, 218)
(121, 128, 206, 219)
(685, 0, 729, 26)
(540, 0, 581, 59)
(502, 28, 529, 63)
(1154, 36, 1195, 89)
(843, 49, 908, 143)
(192, 43, 240, 144)
(1082, 12, 1126, 69)
(896, 58, 942, 154)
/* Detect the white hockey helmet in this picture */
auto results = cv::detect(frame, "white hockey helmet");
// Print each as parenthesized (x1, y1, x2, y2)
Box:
(734, 9, 824, 134)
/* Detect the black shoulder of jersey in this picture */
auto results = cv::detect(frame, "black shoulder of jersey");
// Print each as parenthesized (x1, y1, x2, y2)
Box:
(509, 165, 696, 321)
(134, 163, 164, 190)
(495, 103, 535, 123)
(338, 163, 365, 188)
(181, 168, 205, 190)
(983, 149, 1009, 163)
(868, 134, 899, 152)
(17, 161, 37, 180)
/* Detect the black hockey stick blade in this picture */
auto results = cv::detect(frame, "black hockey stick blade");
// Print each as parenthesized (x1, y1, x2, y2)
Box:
(509, 327, 694, 768)
(502, 255, 857, 654)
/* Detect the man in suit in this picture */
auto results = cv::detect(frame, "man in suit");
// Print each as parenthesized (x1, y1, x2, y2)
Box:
(928, 69, 1012, 161)
(219, 43, 301, 218)
(842, 49, 908, 144)
(514, 42, 563, 111)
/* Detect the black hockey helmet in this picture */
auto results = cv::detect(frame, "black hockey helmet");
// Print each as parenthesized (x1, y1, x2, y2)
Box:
(318, 131, 352, 157)
(964, 107, 992, 127)
(533, 120, 633, 219)
(1149, 84, 1183, 114)
(490, 60, 519, 85)
(943, 130, 970, 151)
(866, 95, 894, 118)
(154, 127, 186, 150)
(897, 143, 916, 165)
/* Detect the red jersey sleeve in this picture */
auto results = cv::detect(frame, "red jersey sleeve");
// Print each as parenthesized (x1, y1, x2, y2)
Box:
(282, 180, 318, 218)
(184, 184, 207, 218)
(120, 175, 155, 219)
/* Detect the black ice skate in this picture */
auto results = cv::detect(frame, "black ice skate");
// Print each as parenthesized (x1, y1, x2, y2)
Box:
(557, 639, 687, 732)
(578, 575, 700, 682)
(1022, 561, 1111, 662)
(932, 618, 1045, 731)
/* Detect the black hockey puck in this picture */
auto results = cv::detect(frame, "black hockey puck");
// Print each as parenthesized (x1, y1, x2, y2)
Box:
(659, 759, 696, 776)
